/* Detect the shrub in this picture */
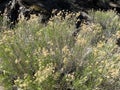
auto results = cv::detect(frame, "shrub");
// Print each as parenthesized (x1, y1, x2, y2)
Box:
(0, 10, 120, 90)
(89, 10, 120, 44)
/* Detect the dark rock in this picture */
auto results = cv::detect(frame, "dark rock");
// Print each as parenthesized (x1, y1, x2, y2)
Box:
(116, 38, 120, 46)
(0, 0, 11, 14)
(0, 0, 120, 27)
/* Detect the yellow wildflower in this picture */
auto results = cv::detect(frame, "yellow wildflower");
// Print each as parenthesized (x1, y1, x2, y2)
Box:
(42, 48, 49, 57)
(76, 37, 87, 46)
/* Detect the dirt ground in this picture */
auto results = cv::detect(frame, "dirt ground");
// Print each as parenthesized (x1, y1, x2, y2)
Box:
(0, 86, 4, 90)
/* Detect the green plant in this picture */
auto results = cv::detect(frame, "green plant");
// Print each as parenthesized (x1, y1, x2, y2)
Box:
(0, 10, 120, 90)
(89, 10, 120, 44)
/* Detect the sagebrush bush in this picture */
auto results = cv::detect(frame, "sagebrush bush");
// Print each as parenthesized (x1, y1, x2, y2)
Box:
(89, 10, 120, 44)
(0, 10, 120, 90)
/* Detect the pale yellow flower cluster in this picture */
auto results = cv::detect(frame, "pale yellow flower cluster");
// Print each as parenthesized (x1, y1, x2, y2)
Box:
(65, 73, 75, 81)
(95, 58, 119, 79)
(48, 20, 54, 26)
(116, 31, 120, 38)
(33, 47, 41, 56)
(108, 68, 119, 78)
(0, 30, 14, 45)
(33, 42, 55, 60)
(81, 23, 101, 35)
(49, 10, 79, 26)
(42, 47, 49, 57)
(104, 60, 120, 79)
(42, 47, 55, 56)
(50, 48, 55, 55)
(90, 32, 120, 80)
(76, 37, 87, 46)
(34, 63, 54, 83)
(18, 14, 41, 30)
(47, 41, 54, 46)
(94, 43, 106, 56)
(62, 45, 70, 55)
(15, 59, 21, 64)
(36, 30, 42, 37)
(14, 74, 32, 89)
(62, 45, 71, 64)
(97, 41, 104, 48)
(75, 23, 102, 49)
